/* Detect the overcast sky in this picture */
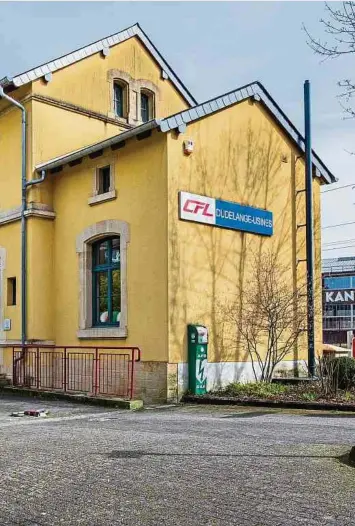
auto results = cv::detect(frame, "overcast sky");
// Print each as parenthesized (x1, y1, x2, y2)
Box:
(0, 1, 354, 259)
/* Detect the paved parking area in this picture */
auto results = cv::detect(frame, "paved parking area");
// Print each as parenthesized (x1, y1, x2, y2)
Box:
(0, 393, 116, 422)
(0, 398, 355, 525)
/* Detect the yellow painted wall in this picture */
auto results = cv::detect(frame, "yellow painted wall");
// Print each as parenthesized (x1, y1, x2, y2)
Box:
(166, 100, 322, 366)
(0, 222, 22, 338)
(27, 217, 54, 341)
(0, 90, 32, 210)
(27, 36, 189, 211)
(28, 100, 122, 206)
(0, 221, 21, 373)
(1, 34, 189, 210)
(51, 130, 168, 361)
(33, 37, 188, 120)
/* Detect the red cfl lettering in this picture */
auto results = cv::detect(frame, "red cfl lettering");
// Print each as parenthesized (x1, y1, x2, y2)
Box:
(183, 199, 213, 217)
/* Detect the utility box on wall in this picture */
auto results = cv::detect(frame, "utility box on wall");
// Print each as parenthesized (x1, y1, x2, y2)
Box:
(187, 324, 208, 394)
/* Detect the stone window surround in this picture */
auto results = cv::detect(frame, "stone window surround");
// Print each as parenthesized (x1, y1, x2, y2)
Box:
(107, 69, 159, 125)
(76, 220, 129, 339)
(88, 160, 117, 206)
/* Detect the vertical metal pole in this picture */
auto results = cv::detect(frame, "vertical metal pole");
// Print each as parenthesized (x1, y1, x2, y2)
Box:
(130, 349, 135, 400)
(21, 109, 27, 346)
(63, 348, 67, 392)
(94, 348, 99, 396)
(304, 80, 315, 377)
(0, 88, 27, 345)
(12, 348, 16, 386)
(36, 347, 40, 389)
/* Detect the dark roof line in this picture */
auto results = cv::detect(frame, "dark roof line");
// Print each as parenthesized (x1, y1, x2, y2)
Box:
(0, 23, 197, 107)
(160, 81, 335, 184)
(35, 81, 336, 184)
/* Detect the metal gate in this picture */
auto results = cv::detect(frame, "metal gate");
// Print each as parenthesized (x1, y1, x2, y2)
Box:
(11, 345, 141, 399)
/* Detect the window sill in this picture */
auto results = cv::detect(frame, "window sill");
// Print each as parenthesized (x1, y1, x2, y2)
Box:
(77, 327, 127, 339)
(108, 112, 129, 123)
(88, 190, 116, 206)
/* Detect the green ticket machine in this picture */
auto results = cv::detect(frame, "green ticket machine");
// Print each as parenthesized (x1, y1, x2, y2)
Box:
(188, 324, 208, 395)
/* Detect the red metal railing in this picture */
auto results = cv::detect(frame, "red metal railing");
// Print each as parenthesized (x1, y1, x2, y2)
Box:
(9, 345, 141, 399)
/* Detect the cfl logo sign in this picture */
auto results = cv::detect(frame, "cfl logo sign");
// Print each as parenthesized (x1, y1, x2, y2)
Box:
(183, 199, 213, 217)
(179, 191, 216, 225)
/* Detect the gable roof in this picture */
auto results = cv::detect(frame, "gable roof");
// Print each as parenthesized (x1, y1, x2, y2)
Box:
(35, 81, 336, 185)
(0, 23, 197, 107)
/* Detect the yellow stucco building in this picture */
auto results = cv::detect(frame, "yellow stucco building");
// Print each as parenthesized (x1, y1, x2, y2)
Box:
(0, 24, 335, 402)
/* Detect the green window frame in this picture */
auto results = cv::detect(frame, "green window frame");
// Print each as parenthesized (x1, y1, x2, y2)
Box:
(114, 82, 125, 118)
(141, 92, 150, 122)
(92, 237, 121, 326)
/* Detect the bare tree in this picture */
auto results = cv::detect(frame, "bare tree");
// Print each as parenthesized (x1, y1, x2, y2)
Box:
(223, 251, 307, 382)
(304, 2, 355, 118)
(317, 352, 339, 396)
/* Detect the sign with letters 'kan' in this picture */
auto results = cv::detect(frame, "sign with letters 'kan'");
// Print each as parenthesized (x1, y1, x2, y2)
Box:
(179, 191, 273, 236)
(324, 289, 355, 305)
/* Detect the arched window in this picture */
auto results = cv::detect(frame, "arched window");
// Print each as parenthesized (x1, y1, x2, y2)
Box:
(114, 80, 128, 118)
(76, 220, 129, 339)
(140, 89, 154, 122)
(92, 237, 121, 326)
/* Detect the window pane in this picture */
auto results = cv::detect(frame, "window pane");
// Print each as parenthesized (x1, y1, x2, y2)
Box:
(111, 269, 121, 324)
(98, 166, 111, 195)
(324, 276, 352, 289)
(96, 241, 108, 266)
(95, 272, 109, 323)
(114, 84, 124, 117)
(112, 237, 120, 265)
(141, 93, 149, 122)
(336, 304, 351, 316)
(112, 269, 121, 297)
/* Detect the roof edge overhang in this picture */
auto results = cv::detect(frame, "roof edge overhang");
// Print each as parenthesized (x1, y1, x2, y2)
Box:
(35, 119, 161, 173)
(0, 23, 197, 107)
(35, 81, 336, 185)
(159, 81, 336, 185)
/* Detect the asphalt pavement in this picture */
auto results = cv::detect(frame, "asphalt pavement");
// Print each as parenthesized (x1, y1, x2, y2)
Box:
(0, 396, 354, 525)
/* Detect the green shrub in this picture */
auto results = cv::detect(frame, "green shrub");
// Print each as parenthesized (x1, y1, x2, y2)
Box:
(301, 392, 317, 402)
(220, 382, 288, 399)
(332, 357, 355, 390)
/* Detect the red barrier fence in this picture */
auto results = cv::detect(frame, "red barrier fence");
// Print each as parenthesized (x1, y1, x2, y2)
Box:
(9, 345, 141, 399)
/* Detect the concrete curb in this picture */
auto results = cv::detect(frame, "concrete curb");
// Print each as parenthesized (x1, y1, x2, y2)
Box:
(182, 394, 355, 412)
(0, 386, 143, 410)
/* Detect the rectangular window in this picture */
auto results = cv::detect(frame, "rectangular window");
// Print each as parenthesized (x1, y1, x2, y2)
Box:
(114, 83, 124, 117)
(7, 277, 16, 306)
(141, 93, 150, 123)
(92, 237, 121, 326)
(98, 166, 111, 195)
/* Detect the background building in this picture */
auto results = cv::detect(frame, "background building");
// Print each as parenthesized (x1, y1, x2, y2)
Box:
(322, 256, 355, 346)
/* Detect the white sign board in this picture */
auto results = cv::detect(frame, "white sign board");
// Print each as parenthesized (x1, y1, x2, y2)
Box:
(3, 319, 11, 331)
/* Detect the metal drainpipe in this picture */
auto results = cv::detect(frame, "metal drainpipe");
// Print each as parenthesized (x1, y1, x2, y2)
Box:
(26, 170, 47, 187)
(0, 87, 27, 345)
